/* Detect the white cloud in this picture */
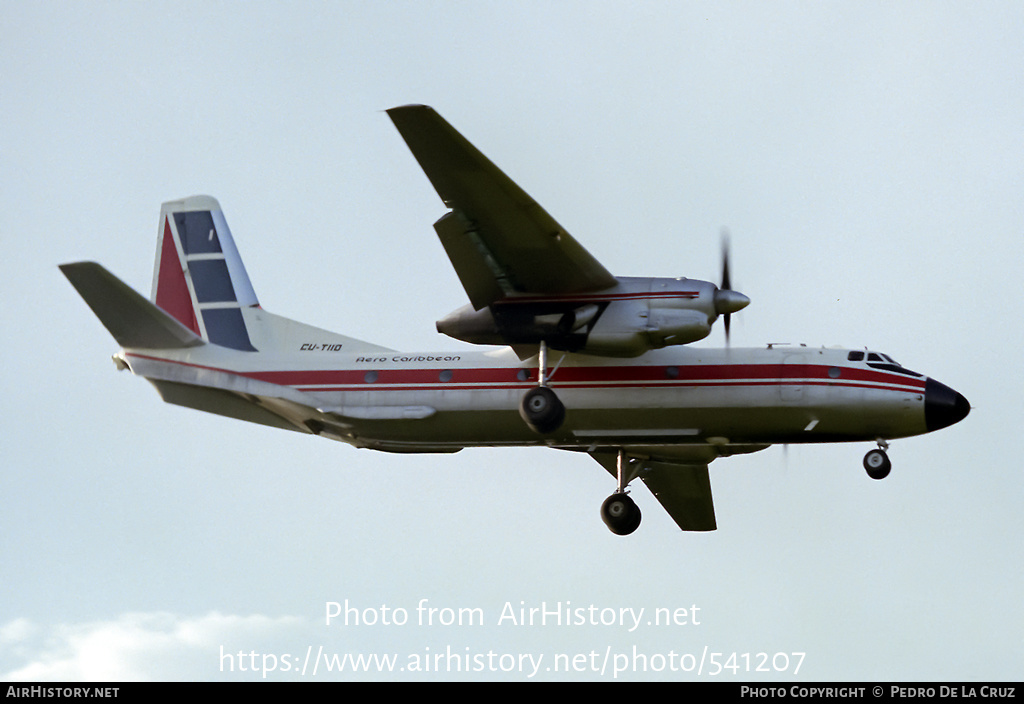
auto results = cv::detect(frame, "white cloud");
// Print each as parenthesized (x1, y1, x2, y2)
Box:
(0, 620, 37, 646)
(1, 612, 305, 682)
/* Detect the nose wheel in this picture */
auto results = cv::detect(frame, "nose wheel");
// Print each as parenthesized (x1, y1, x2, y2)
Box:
(863, 441, 891, 480)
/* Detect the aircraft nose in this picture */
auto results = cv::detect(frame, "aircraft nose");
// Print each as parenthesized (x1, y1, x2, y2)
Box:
(924, 378, 970, 432)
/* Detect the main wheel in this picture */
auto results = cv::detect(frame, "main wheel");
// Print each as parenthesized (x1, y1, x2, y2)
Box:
(519, 386, 565, 434)
(600, 493, 642, 535)
(863, 449, 891, 480)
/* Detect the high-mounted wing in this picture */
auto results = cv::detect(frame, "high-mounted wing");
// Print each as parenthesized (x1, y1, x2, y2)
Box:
(590, 452, 717, 532)
(387, 105, 617, 310)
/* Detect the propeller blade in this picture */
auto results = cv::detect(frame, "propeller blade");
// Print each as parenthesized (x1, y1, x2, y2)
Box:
(713, 229, 749, 346)
(721, 230, 732, 292)
(722, 229, 730, 344)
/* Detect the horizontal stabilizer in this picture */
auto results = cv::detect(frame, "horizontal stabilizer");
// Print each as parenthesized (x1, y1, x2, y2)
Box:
(149, 380, 304, 432)
(60, 261, 204, 349)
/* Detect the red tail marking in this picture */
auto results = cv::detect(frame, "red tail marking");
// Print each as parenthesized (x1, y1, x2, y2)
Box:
(155, 216, 199, 334)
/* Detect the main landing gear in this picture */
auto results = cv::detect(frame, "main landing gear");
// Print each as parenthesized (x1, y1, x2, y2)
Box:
(863, 439, 892, 480)
(519, 341, 566, 434)
(600, 450, 643, 535)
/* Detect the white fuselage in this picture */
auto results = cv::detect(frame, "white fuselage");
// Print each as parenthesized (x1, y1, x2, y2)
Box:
(121, 342, 930, 454)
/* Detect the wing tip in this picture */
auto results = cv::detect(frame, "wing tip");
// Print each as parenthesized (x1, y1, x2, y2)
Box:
(386, 103, 434, 113)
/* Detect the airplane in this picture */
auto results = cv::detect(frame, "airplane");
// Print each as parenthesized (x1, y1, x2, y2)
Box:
(60, 104, 970, 535)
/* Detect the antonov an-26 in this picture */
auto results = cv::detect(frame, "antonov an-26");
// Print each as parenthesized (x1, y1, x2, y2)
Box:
(61, 105, 970, 535)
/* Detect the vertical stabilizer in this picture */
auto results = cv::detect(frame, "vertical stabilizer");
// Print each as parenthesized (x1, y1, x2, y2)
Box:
(153, 196, 258, 351)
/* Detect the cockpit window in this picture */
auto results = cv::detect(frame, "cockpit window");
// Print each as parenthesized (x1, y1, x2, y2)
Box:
(869, 354, 921, 377)
(849, 350, 916, 374)
(850, 349, 921, 376)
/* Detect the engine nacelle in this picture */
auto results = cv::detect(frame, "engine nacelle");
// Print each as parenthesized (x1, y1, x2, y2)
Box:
(645, 308, 713, 346)
(435, 305, 504, 346)
(434, 276, 746, 357)
(580, 299, 712, 356)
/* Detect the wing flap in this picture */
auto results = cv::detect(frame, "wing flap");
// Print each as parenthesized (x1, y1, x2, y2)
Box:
(433, 211, 507, 310)
(387, 105, 616, 305)
(638, 460, 717, 532)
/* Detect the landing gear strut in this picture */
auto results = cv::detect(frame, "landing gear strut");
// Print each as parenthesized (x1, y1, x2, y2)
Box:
(863, 440, 891, 480)
(519, 340, 565, 434)
(600, 450, 642, 535)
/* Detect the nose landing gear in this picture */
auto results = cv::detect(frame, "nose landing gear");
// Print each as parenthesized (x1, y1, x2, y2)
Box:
(863, 440, 891, 480)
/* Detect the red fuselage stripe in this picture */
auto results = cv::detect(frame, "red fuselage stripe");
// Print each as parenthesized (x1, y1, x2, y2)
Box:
(125, 354, 927, 395)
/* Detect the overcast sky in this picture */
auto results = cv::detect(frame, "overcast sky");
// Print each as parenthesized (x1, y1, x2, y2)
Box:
(2, 1, 1022, 681)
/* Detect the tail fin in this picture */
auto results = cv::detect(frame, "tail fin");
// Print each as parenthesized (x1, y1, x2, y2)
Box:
(153, 196, 258, 351)
(64, 195, 394, 356)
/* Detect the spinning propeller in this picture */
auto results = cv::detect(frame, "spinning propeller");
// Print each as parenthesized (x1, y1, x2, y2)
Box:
(712, 230, 749, 345)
